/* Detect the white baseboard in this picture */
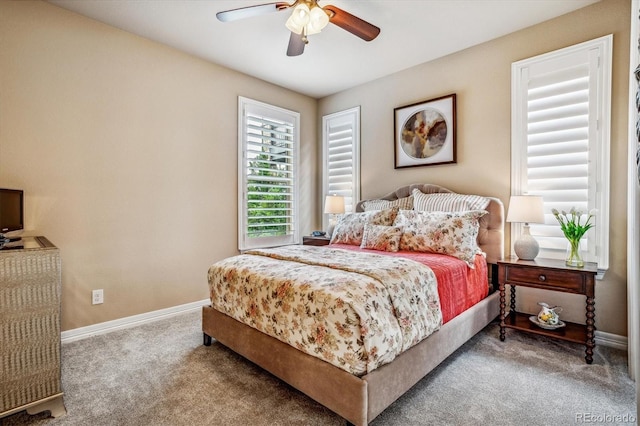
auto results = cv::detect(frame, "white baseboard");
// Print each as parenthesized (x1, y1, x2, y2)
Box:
(61, 299, 629, 352)
(61, 299, 210, 344)
(595, 330, 628, 351)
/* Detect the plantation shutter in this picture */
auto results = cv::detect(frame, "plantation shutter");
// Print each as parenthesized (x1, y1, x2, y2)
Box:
(511, 36, 611, 271)
(322, 107, 360, 227)
(238, 97, 300, 250)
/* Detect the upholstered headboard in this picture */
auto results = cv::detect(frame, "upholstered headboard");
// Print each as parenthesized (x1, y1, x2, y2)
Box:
(355, 183, 505, 264)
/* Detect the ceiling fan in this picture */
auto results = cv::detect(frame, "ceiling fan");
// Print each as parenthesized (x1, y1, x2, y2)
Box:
(216, 1, 381, 57)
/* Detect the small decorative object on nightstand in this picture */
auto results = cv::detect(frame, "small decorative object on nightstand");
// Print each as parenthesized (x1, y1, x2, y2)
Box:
(302, 235, 330, 246)
(506, 195, 545, 260)
(498, 257, 597, 364)
(534, 302, 563, 328)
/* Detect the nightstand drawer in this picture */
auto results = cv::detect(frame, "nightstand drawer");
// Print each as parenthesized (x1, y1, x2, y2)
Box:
(504, 266, 584, 292)
(302, 236, 330, 246)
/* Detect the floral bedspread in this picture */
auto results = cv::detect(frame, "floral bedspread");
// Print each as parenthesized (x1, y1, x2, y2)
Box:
(207, 245, 442, 375)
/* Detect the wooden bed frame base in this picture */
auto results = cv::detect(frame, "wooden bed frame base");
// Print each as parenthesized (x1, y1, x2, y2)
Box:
(202, 291, 500, 425)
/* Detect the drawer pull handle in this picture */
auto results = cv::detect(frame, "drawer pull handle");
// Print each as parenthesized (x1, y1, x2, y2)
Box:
(538, 274, 546, 282)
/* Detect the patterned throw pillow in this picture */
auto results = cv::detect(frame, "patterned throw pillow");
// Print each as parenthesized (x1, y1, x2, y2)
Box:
(393, 209, 488, 267)
(411, 189, 489, 212)
(330, 208, 399, 245)
(360, 224, 402, 252)
(362, 196, 414, 212)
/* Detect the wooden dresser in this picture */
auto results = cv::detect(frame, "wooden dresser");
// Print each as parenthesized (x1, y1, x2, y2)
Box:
(0, 236, 66, 418)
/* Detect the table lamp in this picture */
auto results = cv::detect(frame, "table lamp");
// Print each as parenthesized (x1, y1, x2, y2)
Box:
(324, 195, 345, 237)
(506, 195, 545, 260)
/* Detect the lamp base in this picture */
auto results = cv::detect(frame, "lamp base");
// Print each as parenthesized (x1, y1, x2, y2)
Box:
(513, 225, 540, 260)
(326, 223, 335, 239)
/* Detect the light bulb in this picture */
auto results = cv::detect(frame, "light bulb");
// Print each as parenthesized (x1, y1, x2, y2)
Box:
(306, 6, 329, 35)
(285, 3, 310, 34)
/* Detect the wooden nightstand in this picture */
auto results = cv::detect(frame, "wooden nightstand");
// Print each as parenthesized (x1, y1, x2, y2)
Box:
(302, 236, 331, 246)
(498, 257, 597, 364)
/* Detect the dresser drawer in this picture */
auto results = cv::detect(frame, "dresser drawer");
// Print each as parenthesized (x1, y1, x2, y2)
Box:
(504, 265, 584, 292)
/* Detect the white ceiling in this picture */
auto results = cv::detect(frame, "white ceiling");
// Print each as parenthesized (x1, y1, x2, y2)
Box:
(48, 0, 598, 98)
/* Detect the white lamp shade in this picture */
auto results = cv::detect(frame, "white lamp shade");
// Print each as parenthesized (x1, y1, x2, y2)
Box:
(506, 195, 544, 224)
(324, 195, 345, 214)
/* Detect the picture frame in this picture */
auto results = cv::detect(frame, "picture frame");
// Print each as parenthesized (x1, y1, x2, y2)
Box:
(394, 94, 456, 168)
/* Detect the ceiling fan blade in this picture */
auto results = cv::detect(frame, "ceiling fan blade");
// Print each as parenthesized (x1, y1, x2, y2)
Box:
(324, 5, 380, 41)
(287, 32, 306, 56)
(217, 2, 291, 22)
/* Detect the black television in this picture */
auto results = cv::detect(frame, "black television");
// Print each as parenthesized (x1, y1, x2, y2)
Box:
(0, 188, 24, 242)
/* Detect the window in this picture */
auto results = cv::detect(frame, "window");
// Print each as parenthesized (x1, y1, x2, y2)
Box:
(511, 35, 612, 272)
(322, 106, 360, 228)
(238, 97, 300, 250)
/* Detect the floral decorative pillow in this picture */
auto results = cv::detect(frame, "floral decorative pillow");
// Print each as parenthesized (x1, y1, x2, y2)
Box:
(330, 208, 399, 245)
(411, 189, 490, 212)
(360, 224, 402, 252)
(393, 209, 488, 267)
(362, 196, 413, 212)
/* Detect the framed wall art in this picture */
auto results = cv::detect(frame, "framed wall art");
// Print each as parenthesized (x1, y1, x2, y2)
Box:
(394, 94, 456, 168)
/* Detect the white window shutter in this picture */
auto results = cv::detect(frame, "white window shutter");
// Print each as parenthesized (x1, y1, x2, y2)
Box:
(511, 35, 612, 272)
(322, 107, 360, 228)
(238, 97, 300, 250)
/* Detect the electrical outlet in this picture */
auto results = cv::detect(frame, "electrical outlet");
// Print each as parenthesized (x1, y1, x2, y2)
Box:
(92, 289, 104, 305)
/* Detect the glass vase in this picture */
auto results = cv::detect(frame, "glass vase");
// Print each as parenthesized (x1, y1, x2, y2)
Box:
(565, 238, 584, 268)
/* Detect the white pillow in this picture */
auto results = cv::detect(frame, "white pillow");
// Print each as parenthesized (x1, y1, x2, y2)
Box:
(362, 196, 413, 211)
(411, 189, 489, 212)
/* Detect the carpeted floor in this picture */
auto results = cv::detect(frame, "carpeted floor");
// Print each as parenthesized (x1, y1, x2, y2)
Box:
(2, 310, 636, 426)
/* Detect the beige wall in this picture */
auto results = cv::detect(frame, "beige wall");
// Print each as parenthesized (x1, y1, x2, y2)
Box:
(0, 1, 317, 330)
(319, 0, 631, 336)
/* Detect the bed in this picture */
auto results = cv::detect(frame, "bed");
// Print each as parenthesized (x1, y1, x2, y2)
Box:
(202, 183, 504, 425)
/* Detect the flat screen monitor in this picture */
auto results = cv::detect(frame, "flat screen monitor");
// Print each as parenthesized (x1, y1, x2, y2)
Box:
(0, 188, 24, 235)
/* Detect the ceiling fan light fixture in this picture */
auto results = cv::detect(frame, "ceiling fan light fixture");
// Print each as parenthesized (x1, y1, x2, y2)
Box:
(285, 3, 310, 34)
(217, 1, 380, 56)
